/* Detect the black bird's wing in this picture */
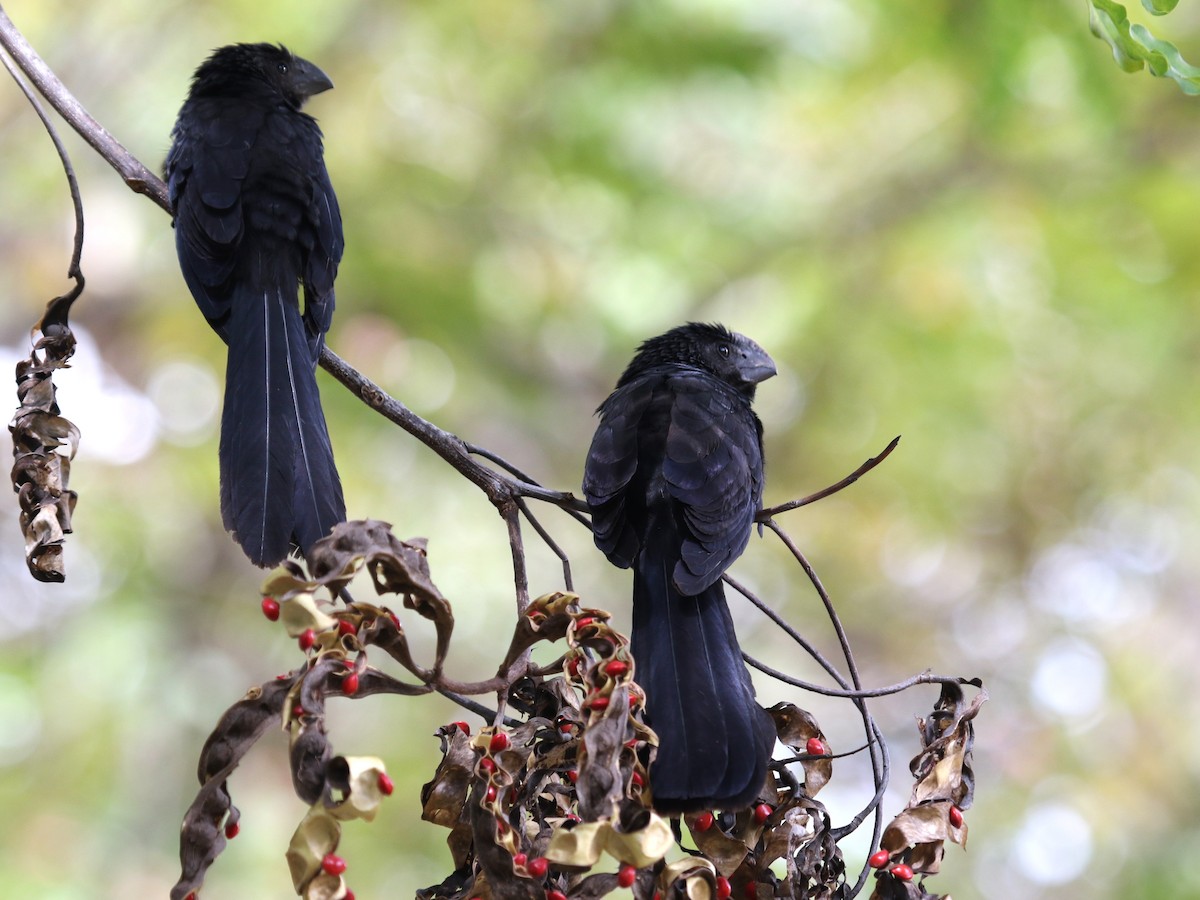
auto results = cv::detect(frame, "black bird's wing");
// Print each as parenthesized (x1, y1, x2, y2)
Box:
(660, 371, 763, 595)
(301, 158, 342, 355)
(585, 366, 763, 591)
(166, 101, 262, 340)
(584, 374, 656, 570)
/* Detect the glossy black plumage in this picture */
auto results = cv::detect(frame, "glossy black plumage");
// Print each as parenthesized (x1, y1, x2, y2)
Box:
(165, 43, 345, 566)
(584, 323, 777, 813)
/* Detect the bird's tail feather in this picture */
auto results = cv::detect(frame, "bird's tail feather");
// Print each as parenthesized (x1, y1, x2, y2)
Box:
(632, 526, 775, 813)
(220, 285, 345, 566)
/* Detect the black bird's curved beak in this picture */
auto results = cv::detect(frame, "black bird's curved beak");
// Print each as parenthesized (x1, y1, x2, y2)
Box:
(736, 340, 777, 385)
(292, 57, 334, 99)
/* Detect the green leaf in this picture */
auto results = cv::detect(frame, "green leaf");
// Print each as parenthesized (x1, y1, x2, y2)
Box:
(1088, 0, 1200, 94)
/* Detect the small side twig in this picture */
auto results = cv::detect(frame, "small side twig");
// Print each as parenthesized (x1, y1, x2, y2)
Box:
(745, 655, 980, 700)
(758, 434, 900, 520)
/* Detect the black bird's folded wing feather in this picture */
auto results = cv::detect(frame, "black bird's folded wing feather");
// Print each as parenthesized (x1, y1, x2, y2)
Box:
(585, 375, 656, 569)
(661, 373, 763, 595)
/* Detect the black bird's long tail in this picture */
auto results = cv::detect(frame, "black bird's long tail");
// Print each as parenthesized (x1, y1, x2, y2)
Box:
(631, 524, 776, 813)
(219, 284, 344, 566)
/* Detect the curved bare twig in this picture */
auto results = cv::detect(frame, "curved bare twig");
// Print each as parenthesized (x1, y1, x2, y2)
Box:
(0, 6, 167, 211)
(758, 434, 900, 519)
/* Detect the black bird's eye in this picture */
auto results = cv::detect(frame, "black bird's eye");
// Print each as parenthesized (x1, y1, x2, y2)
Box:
(277, 62, 289, 74)
(718, 344, 731, 358)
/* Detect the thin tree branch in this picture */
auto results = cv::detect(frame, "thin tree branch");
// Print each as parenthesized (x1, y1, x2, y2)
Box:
(503, 502, 530, 612)
(758, 435, 900, 520)
(466, 441, 591, 520)
(515, 497, 575, 591)
(0, 43, 84, 307)
(316, 349, 586, 513)
(745, 655, 979, 699)
(0, 5, 168, 211)
(724, 573, 848, 687)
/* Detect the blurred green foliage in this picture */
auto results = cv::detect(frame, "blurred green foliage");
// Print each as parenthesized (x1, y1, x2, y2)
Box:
(3, 0, 1200, 898)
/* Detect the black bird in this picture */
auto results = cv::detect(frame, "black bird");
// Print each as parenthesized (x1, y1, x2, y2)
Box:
(166, 43, 345, 566)
(583, 323, 778, 813)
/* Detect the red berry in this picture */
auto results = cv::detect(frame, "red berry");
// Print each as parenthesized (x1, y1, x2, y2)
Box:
(805, 737, 825, 756)
(321, 853, 347, 876)
(744, 883, 758, 900)
(949, 805, 964, 828)
(489, 732, 510, 753)
(526, 856, 549, 878)
(753, 803, 772, 824)
(377, 772, 394, 796)
(890, 864, 913, 881)
(224, 820, 239, 840)
(631, 771, 644, 788)
(547, 892, 567, 900)
(298, 628, 315, 651)
(694, 811, 715, 832)
(868, 850, 890, 868)
(513, 852, 527, 867)
(604, 660, 629, 677)
(716, 876, 732, 900)
(480, 757, 497, 774)
(342, 672, 360, 696)
(453, 721, 470, 735)
(337, 619, 357, 636)
(344, 892, 356, 900)
(261, 597, 280, 621)
(292, 705, 306, 719)
(567, 657, 582, 677)
(588, 695, 610, 711)
(575, 616, 595, 629)
(566, 769, 578, 783)
(486, 785, 498, 803)
(618, 863, 637, 888)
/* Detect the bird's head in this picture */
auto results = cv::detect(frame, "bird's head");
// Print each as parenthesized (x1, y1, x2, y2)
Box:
(189, 43, 334, 109)
(621, 322, 776, 396)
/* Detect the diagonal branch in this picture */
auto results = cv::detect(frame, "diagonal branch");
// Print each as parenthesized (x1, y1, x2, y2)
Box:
(0, 6, 168, 211)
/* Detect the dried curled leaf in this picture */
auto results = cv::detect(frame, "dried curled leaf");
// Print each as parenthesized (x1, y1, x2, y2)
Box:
(171, 676, 294, 900)
(869, 681, 987, 900)
(9, 308, 81, 582)
(545, 805, 673, 869)
(266, 520, 454, 680)
(769, 702, 833, 797)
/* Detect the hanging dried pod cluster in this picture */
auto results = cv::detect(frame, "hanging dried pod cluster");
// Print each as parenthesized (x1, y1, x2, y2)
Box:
(168, 520, 984, 900)
(9, 296, 81, 582)
(171, 520, 451, 900)
(417, 593, 854, 900)
(866, 682, 986, 900)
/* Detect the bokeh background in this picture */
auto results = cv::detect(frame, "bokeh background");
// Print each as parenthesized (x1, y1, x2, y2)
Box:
(2, 0, 1199, 897)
